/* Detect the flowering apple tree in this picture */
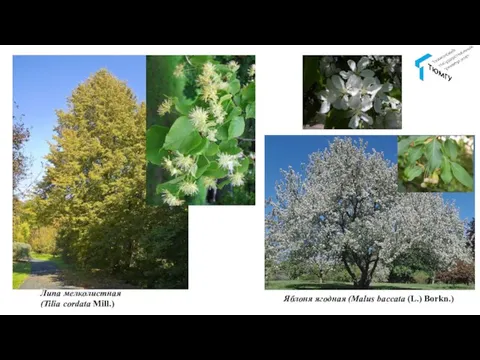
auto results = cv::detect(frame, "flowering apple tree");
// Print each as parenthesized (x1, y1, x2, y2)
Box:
(266, 138, 470, 288)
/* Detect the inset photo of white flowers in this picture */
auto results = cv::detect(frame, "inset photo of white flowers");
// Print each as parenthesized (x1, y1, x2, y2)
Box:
(303, 56, 402, 130)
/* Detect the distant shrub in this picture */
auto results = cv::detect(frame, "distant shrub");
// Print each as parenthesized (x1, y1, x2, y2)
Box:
(13, 220, 30, 244)
(326, 267, 360, 283)
(437, 261, 475, 285)
(30, 226, 57, 254)
(412, 271, 430, 284)
(389, 266, 414, 283)
(13, 242, 31, 261)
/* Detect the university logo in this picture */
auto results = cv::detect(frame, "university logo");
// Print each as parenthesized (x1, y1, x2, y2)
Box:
(415, 54, 433, 81)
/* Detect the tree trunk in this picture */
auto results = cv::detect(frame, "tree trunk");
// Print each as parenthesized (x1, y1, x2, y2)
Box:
(356, 270, 372, 289)
(431, 272, 436, 285)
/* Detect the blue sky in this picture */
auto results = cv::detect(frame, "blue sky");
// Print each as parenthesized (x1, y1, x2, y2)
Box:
(265, 135, 474, 221)
(13, 55, 146, 193)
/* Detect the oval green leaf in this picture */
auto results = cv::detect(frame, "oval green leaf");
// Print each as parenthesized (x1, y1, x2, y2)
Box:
(146, 125, 169, 165)
(204, 142, 219, 157)
(425, 138, 442, 173)
(444, 139, 458, 161)
(451, 162, 473, 189)
(440, 159, 453, 184)
(203, 162, 228, 178)
(163, 116, 203, 153)
(407, 146, 423, 165)
(229, 79, 241, 95)
(228, 116, 245, 139)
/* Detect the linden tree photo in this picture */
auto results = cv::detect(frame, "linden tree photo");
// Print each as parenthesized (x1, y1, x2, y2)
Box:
(146, 55, 256, 206)
(303, 56, 402, 129)
(13, 56, 188, 290)
(265, 136, 474, 290)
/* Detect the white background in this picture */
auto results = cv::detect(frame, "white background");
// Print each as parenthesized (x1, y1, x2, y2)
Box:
(0, 45, 478, 315)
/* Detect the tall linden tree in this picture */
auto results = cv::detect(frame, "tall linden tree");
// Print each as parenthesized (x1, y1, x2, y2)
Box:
(265, 138, 470, 289)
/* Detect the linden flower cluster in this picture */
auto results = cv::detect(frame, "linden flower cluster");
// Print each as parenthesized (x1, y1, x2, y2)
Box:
(317, 56, 402, 129)
(157, 59, 255, 206)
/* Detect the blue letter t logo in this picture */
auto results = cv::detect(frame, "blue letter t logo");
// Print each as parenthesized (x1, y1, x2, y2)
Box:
(415, 54, 433, 81)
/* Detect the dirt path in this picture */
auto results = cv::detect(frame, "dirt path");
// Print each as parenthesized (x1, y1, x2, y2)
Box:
(20, 259, 83, 290)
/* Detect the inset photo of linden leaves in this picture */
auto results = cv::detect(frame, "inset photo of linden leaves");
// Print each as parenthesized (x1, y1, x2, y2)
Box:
(146, 55, 255, 206)
(398, 135, 474, 193)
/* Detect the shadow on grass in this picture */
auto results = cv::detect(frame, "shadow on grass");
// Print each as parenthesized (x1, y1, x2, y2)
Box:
(13, 261, 31, 275)
(51, 263, 139, 289)
(271, 281, 474, 290)
(279, 282, 424, 290)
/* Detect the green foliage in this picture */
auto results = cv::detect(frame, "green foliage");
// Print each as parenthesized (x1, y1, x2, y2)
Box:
(389, 266, 414, 283)
(398, 135, 474, 192)
(35, 69, 188, 289)
(13, 261, 31, 289)
(146, 56, 255, 206)
(13, 242, 31, 261)
(13, 101, 31, 195)
(30, 226, 57, 254)
(412, 271, 431, 284)
(13, 220, 30, 244)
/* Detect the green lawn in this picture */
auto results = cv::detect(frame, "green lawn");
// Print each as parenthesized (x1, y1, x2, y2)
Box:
(31, 252, 67, 269)
(13, 262, 32, 289)
(266, 280, 475, 290)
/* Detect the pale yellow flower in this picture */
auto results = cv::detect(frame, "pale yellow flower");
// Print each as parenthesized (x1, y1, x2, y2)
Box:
(162, 156, 174, 170)
(230, 172, 245, 187)
(189, 106, 209, 130)
(180, 181, 199, 196)
(203, 176, 217, 190)
(162, 190, 185, 207)
(197, 73, 212, 87)
(202, 62, 216, 77)
(206, 129, 217, 142)
(228, 60, 240, 72)
(202, 84, 218, 102)
(248, 64, 256, 77)
(174, 152, 196, 174)
(218, 152, 241, 172)
(173, 63, 185, 78)
(209, 101, 226, 121)
(158, 98, 173, 116)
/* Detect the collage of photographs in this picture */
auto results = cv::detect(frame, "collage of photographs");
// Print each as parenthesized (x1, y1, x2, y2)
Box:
(6, 47, 477, 315)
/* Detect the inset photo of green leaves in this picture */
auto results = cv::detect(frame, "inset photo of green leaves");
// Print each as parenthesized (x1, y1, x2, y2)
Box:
(146, 56, 255, 206)
(398, 136, 474, 192)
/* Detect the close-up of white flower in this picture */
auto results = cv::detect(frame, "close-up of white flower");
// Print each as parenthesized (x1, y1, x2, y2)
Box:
(209, 101, 226, 124)
(305, 55, 402, 129)
(249, 64, 256, 77)
(157, 98, 173, 116)
(347, 94, 373, 129)
(189, 106, 209, 130)
(206, 129, 217, 142)
(230, 172, 245, 187)
(339, 57, 375, 80)
(228, 60, 240, 72)
(174, 152, 197, 176)
(162, 190, 185, 207)
(179, 181, 199, 196)
(218, 152, 241, 172)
